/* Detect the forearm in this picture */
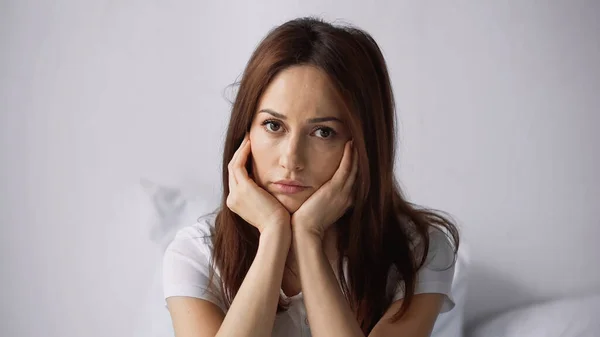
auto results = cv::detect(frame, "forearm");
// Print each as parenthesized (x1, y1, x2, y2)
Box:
(216, 225, 290, 337)
(293, 229, 364, 337)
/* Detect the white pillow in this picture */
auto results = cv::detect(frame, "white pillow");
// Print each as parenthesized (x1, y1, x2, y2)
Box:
(468, 293, 600, 337)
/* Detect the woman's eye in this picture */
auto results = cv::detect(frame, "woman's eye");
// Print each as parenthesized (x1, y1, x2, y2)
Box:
(314, 127, 335, 139)
(263, 121, 282, 132)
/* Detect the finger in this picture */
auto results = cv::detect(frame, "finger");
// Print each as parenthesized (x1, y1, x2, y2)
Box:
(233, 136, 252, 183)
(230, 134, 249, 168)
(228, 135, 248, 187)
(332, 140, 354, 187)
(344, 144, 359, 192)
(228, 161, 236, 192)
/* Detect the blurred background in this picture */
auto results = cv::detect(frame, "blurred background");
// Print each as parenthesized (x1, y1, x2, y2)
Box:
(1, 1, 599, 336)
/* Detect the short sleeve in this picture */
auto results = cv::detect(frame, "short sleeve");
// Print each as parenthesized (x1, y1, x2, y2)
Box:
(391, 229, 456, 313)
(162, 218, 227, 312)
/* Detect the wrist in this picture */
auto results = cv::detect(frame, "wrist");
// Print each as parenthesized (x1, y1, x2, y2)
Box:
(292, 215, 324, 238)
(292, 226, 324, 245)
(260, 222, 292, 247)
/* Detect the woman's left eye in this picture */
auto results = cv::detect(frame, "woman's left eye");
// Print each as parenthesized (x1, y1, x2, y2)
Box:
(314, 127, 336, 139)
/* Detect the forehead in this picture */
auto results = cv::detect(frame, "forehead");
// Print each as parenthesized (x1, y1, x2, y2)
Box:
(257, 65, 346, 119)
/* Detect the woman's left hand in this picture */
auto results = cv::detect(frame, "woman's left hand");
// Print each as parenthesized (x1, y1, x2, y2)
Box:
(291, 140, 358, 240)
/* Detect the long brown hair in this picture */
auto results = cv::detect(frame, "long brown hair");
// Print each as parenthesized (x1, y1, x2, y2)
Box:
(212, 16, 459, 334)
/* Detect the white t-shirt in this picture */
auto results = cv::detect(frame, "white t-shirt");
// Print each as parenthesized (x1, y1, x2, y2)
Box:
(163, 212, 456, 336)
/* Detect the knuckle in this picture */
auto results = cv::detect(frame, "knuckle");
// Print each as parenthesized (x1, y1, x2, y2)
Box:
(226, 194, 237, 208)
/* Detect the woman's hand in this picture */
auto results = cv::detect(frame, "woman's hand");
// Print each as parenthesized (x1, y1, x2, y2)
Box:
(227, 134, 291, 233)
(291, 140, 358, 240)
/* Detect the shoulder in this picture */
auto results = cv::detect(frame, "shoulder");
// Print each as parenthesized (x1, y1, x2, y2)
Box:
(162, 211, 226, 310)
(389, 226, 457, 312)
(416, 227, 457, 312)
(162, 212, 219, 277)
(165, 211, 218, 256)
(422, 226, 457, 270)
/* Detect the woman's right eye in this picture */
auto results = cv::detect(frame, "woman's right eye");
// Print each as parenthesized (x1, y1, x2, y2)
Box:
(262, 120, 282, 133)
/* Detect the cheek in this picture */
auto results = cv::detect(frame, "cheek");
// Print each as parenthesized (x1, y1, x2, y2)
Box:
(248, 133, 275, 185)
(311, 163, 336, 188)
(308, 148, 344, 187)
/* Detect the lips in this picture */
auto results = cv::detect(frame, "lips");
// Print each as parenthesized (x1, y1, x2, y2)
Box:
(272, 179, 309, 194)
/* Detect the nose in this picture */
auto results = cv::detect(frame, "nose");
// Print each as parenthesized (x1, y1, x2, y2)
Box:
(278, 136, 305, 172)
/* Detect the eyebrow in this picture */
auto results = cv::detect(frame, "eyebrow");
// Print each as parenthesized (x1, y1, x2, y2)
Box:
(258, 109, 343, 124)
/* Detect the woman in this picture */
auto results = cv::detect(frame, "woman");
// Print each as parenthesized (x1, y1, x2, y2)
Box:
(163, 16, 459, 337)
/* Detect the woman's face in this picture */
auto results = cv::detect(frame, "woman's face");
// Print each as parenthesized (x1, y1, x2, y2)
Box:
(249, 65, 351, 213)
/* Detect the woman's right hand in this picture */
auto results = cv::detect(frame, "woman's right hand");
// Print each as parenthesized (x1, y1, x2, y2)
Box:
(226, 134, 291, 233)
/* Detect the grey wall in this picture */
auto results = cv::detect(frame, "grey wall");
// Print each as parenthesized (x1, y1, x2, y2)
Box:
(1, 1, 599, 336)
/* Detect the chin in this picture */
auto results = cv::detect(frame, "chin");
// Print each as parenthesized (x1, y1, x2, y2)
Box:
(274, 195, 306, 214)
